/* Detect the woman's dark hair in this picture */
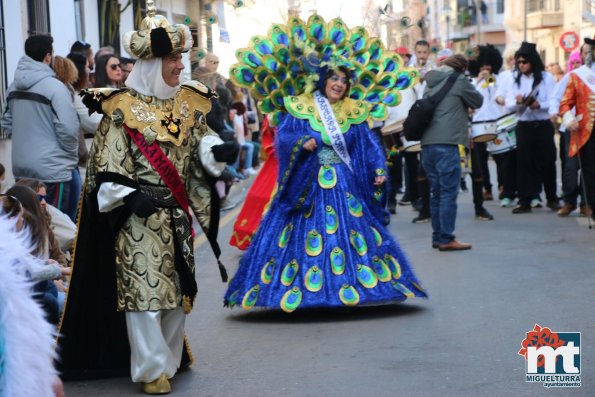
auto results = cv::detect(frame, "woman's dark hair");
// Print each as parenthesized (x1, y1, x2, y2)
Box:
(14, 179, 52, 226)
(0, 194, 22, 219)
(70, 40, 91, 56)
(15, 178, 46, 193)
(94, 54, 119, 88)
(321, 66, 352, 100)
(514, 53, 545, 89)
(6, 185, 50, 257)
(67, 52, 89, 91)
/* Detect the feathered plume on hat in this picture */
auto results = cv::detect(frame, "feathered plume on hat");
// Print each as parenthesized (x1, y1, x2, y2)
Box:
(467, 44, 503, 76)
(123, 0, 192, 60)
(228, 14, 420, 124)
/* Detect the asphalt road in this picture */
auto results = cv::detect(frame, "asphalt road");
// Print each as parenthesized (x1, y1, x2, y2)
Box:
(64, 168, 595, 397)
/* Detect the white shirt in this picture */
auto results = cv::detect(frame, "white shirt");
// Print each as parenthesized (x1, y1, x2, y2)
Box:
(505, 71, 556, 121)
(548, 73, 571, 116)
(473, 77, 505, 122)
(495, 69, 514, 100)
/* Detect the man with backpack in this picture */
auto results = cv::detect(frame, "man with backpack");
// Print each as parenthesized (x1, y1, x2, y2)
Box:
(419, 54, 483, 251)
(1, 35, 79, 218)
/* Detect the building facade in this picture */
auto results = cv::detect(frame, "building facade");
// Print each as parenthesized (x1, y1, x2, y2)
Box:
(505, 0, 595, 66)
(0, 0, 204, 187)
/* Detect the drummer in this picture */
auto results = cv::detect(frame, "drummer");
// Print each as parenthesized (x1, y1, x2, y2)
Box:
(505, 41, 559, 214)
(468, 45, 502, 219)
(493, 49, 519, 207)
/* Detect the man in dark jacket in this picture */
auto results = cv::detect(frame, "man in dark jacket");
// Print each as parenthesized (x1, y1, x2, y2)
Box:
(1, 35, 79, 219)
(421, 54, 483, 251)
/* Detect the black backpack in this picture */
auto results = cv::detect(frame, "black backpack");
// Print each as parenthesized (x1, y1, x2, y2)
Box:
(403, 72, 459, 141)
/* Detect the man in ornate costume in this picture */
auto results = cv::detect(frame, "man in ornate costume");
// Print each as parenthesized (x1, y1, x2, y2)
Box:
(57, 3, 231, 394)
(559, 36, 595, 222)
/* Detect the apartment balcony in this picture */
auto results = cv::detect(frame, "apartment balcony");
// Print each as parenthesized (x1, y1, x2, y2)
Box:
(526, 0, 563, 29)
(461, 5, 505, 36)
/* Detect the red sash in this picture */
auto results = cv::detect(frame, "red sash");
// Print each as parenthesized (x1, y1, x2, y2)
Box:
(124, 124, 228, 282)
(123, 125, 194, 235)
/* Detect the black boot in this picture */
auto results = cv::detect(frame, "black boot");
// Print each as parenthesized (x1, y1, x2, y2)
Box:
(387, 200, 397, 214)
(475, 206, 494, 221)
(472, 178, 484, 210)
(412, 178, 431, 223)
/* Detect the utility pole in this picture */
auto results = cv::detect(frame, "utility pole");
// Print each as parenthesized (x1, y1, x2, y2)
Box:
(474, 0, 482, 45)
(446, 15, 450, 46)
(204, 0, 213, 53)
(523, 0, 528, 41)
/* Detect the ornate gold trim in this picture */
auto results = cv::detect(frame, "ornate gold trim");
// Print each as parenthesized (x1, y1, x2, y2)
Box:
(284, 93, 369, 144)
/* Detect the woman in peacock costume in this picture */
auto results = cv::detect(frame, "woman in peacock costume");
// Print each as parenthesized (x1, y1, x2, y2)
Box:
(224, 15, 427, 312)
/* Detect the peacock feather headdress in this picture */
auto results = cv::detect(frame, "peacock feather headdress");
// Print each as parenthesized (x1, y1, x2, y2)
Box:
(229, 14, 419, 125)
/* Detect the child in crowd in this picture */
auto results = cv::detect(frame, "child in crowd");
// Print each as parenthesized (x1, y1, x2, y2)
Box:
(5, 185, 71, 325)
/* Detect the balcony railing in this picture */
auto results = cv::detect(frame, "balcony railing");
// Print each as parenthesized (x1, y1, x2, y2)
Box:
(458, 1, 504, 30)
(526, 0, 563, 28)
(528, 0, 561, 13)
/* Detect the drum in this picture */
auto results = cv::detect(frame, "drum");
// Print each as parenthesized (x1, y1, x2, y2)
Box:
(471, 120, 498, 143)
(401, 136, 421, 152)
(487, 112, 518, 154)
(496, 112, 518, 134)
(487, 130, 517, 154)
(381, 88, 416, 136)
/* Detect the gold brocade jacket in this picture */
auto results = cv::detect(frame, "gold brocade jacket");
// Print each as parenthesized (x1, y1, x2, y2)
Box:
(85, 82, 216, 312)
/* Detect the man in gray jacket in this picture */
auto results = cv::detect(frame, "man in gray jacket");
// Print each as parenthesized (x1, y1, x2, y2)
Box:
(1, 35, 79, 219)
(421, 54, 483, 251)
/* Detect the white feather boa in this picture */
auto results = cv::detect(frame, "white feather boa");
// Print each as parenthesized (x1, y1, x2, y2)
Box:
(0, 216, 58, 397)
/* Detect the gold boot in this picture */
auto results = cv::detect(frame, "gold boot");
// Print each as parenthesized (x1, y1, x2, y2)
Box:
(143, 373, 171, 395)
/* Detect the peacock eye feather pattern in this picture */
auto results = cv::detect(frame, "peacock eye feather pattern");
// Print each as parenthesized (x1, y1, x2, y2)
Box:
(228, 14, 419, 123)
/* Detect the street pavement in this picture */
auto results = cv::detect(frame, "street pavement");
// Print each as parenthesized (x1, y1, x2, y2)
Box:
(64, 165, 595, 397)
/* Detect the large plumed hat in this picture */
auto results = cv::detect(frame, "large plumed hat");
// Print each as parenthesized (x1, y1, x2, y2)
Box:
(467, 44, 503, 76)
(122, 0, 192, 60)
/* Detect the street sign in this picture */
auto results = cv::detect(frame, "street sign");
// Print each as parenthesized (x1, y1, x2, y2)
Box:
(560, 32, 580, 52)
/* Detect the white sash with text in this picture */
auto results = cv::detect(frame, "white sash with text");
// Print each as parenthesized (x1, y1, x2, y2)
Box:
(313, 90, 353, 173)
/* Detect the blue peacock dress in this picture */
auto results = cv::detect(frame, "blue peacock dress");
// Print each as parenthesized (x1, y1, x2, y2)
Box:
(224, 93, 427, 312)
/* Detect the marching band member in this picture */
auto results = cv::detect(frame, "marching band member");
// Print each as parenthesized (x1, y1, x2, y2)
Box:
(493, 49, 519, 207)
(505, 42, 559, 214)
(469, 45, 503, 220)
